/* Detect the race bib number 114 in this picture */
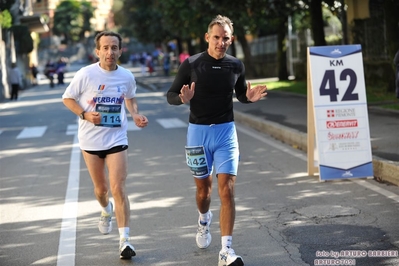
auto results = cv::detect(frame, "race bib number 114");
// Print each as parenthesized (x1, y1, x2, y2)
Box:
(95, 104, 122, 127)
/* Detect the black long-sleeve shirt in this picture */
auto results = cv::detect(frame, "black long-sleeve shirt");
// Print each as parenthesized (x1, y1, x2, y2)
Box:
(166, 51, 251, 125)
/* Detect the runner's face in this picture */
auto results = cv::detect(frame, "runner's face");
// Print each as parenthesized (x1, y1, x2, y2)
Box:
(95, 36, 122, 71)
(205, 24, 234, 60)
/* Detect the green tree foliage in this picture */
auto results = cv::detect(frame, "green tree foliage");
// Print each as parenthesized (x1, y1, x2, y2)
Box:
(383, 0, 399, 60)
(80, 2, 94, 39)
(53, 0, 94, 43)
(1, 0, 15, 33)
(113, 0, 169, 44)
(113, 0, 396, 81)
(0, 9, 12, 29)
(299, 0, 337, 46)
(249, 0, 303, 79)
(113, 0, 308, 77)
(157, 0, 214, 52)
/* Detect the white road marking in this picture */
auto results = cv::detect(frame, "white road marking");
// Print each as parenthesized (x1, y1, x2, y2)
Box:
(156, 118, 187, 128)
(66, 124, 78, 135)
(236, 125, 399, 204)
(127, 121, 141, 131)
(16, 126, 47, 139)
(8, 117, 189, 140)
(57, 134, 80, 266)
(66, 121, 141, 135)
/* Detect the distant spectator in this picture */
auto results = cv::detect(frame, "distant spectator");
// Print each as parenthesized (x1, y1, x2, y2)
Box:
(179, 50, 190, 65)
(30, 64, 38, 86)
(44, 60, 56, 88)
(152, 48, 161, 67)
(130, 53, 139, 66)
(139, 52, 147, 75)
(9, 62, 22, 100)
(146, 52, 154, 75)
(56, 58, 67, 85)
(163, 53, 171, 76)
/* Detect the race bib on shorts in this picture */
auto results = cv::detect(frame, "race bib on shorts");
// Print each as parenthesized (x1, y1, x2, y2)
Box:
(185, 146, 209, 177)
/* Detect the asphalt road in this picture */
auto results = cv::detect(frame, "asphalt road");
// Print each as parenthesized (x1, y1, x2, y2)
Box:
(0, 65, 398, 266)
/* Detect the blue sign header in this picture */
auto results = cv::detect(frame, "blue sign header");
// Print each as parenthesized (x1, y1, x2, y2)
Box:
(309, 45, 362, 58)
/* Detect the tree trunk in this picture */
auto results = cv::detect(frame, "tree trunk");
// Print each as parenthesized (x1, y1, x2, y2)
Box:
(310, 0, 326, 46)
(277, 18, 289, 81)
(236, 34, 256, 77)
(235, 26, 256, 78)
(340, 0, 348, 45)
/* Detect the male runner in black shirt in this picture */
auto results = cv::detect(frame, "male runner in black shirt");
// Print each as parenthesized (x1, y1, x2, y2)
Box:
(167, 14, 267, 266)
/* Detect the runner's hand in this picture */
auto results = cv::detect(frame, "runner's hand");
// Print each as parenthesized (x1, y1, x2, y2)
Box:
(246, 81, 267, 102)
(179, 82, 195, 104)
(133, 114, 148, 128)
(85, 111, 101, 124)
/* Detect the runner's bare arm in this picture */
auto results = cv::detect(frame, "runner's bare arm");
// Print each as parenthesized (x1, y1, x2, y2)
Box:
(125, 98, 148, 128)
(62, 98, 100, 124)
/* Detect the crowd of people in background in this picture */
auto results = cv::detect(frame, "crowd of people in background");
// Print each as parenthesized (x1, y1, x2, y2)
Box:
(130, 51, 162, 76)
(9, 46, 188, 98)
(22, 46, 186, 93)
(44, 57, 68, 88)
(129, 47, 190, 77)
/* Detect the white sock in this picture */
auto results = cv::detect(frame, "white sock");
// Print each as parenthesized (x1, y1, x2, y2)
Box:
(119, 227, 130, 240)
(221, 236, 232, 250)
(199, 210, 210, 224)
(102, 201, 112, 214)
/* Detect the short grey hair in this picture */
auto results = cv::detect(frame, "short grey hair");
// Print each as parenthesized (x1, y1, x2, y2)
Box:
(207, 15, 234, 35)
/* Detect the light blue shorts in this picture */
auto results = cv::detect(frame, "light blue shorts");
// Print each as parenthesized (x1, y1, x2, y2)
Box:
(186, 122, 239, 178)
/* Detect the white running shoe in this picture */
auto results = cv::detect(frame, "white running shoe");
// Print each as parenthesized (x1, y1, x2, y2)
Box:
(218, 247, 244, 266)
(98, 202, 113, 234)
(196, 211, 213, 248)
(119, 238, 136, 259)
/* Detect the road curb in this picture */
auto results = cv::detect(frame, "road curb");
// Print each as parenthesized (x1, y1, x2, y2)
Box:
(234, 110, 399, 186)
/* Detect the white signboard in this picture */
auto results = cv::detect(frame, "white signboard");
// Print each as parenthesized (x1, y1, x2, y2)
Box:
(308, 45, 373, 181)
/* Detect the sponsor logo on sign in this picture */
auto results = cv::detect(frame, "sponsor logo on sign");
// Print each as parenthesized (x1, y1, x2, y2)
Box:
(326, 119, 358, 129)
(327, 110, 335, 117)
(326, 108, 356, 118)
(328, 131, 359, 140)
(342, 171, 353, 177)
(331, 49, 342, 55)
(328, 142, 361, 151)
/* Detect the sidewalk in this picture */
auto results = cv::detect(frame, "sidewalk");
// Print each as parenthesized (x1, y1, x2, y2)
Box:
(135, 73, 399, 186)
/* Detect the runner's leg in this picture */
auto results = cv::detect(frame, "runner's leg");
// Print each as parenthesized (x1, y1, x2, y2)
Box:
(194, 175, 213, 213)
(217, 173, 236, 236)
(106, 150, 129, 228)
(82, 151, 109, 207)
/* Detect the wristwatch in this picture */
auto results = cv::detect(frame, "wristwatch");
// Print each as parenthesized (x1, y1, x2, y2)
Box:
(79, 111, 85, 120)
